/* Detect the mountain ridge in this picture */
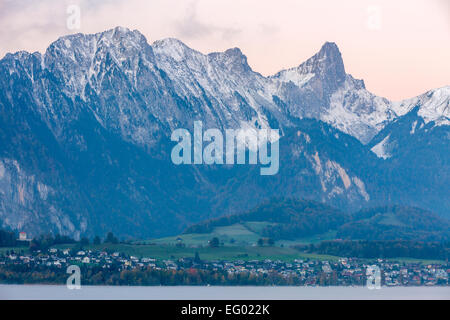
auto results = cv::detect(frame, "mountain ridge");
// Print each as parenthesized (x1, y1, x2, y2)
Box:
(0, 26, 448, 238)
(4, 27, 448, 143)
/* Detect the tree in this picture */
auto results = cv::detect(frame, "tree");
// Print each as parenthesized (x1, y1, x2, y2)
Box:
(257, 238, 264, 247)
(268, 238, 275, 246)
(54, 234, 76, 245)
(105, 232, 118, 244)
(0, 229, 17, 247)
(209, 237, 220, 248)
(29, 239, 41, 252)
(93, 236, 101, 245)
(80, 237, 90, 246)
(194, 251, 201, 263)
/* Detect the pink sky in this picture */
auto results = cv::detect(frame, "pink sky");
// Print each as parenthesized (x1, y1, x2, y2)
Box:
(0, 0, 448, 100)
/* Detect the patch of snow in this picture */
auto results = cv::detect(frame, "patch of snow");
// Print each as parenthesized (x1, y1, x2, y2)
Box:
(410, 120, 418, 134)
(0, 161, 4, 179)
(370, 135, 391, 159)
(273, 70, 315, 87)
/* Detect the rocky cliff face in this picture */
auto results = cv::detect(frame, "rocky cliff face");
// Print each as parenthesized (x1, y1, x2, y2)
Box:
(0, 27, 448, 238)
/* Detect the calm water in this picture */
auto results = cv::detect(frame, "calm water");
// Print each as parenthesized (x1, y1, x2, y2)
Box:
(0, 285, 449, 300)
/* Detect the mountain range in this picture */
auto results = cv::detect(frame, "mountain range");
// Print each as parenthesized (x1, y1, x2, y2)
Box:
(0, 26, 448, 239)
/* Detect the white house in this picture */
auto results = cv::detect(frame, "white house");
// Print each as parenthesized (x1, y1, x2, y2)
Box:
(18, 232, 29, 241)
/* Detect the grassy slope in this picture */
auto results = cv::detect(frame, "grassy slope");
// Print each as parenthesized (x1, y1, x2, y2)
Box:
(148, 221, 338, 247)
(150, 223, 262, 246)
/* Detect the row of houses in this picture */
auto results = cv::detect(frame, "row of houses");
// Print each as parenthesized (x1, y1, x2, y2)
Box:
(1, 248, 448, 286)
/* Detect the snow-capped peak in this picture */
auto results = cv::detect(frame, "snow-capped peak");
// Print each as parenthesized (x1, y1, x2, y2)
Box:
(152, 38, 197, 62)
(392, 86, 450, 126)
(3, 27, 447, 148)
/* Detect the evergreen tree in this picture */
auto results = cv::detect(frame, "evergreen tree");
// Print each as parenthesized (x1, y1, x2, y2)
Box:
(209, 237, 220, 248)
(93, 236, 101, 245)
(105, 232, 118, 244)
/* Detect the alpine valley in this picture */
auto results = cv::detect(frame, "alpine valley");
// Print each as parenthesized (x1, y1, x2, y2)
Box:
(0, 27, 448, 239)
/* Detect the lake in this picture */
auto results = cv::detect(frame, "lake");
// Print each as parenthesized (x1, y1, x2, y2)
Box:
(0, 285, 448, 300)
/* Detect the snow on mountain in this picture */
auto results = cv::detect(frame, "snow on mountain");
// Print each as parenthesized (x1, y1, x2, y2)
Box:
(268, 42, 395, 143)
(4, 27, 449, 165)
(10, 27, 177, 149)
(271, 43, 449, 144)
(271, 69, 315, 88)
(370, 135, 392, 159)
(3, 27, 448, 148)
(152, 37, 279, 132)
(272, 42, 346, 90)
(1, 27, 449, 236)
(364, 86, 450, 159)
(321, 76, 397, 143)
(392, 86, 450, 127)
(9, 27, 445, 147)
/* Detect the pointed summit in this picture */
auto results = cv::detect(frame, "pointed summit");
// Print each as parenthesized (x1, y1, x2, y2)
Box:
(298, 42, 346, 87)
(318, 42, 342, 59)
(271, 42, 346, 91)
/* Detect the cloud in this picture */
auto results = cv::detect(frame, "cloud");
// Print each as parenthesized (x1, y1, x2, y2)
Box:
(0, 0, 66, 56)
(0, 0, 125, 57)
(258, 24, 279, 36)
(174, 1, 241, 41)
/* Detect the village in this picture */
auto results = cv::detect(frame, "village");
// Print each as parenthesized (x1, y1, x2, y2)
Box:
(0, 246, 448, 287)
